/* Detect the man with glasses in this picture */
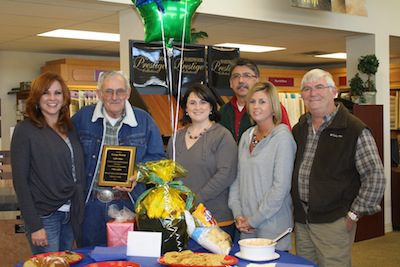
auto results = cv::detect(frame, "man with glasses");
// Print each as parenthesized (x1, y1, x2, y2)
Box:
(291, 69, 385, 267)
(220, 58, 291, 142)
(72, 71, 165, 247)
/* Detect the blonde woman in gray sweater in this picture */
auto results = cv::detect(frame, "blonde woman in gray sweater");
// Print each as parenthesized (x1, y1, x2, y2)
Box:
(167, 83, 238, 239)
(229, 82, 296, 251)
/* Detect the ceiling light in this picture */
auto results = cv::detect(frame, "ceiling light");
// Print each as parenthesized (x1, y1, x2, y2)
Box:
(215, 43, 286, 53)
(315, 52, 347, 59)
(38, 29, 120, 42)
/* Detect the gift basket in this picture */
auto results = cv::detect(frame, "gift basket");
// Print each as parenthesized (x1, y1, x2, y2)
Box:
(135, 159, 194, 254)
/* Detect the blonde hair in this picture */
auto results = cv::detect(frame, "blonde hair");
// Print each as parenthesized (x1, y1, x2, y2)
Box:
(246, 82, 282, 125)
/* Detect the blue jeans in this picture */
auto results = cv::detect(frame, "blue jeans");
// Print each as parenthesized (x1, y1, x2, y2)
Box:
(79, 198, 135, 247)
(26, 211, 74, 255)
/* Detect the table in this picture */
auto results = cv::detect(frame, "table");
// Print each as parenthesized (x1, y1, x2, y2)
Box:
(17, 240, 316, 267)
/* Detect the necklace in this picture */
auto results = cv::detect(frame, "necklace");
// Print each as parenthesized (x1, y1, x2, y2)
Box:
(251, 133, 267, 147)
(186, 123, 213, 139)
(251, 127, 273, 147)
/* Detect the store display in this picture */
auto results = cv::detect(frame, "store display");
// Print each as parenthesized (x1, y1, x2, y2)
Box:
(70, 90, 98, 116)
(278, 92, 304, 127)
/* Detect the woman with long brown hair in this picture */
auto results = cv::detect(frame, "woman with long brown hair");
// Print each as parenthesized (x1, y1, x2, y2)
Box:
(11, 72, 85, 254)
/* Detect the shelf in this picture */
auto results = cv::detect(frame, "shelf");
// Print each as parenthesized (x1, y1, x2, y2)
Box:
(69, 85, 97, 90)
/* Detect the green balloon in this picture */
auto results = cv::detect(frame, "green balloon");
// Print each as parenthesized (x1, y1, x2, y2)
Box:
(136, 0, 202, 43)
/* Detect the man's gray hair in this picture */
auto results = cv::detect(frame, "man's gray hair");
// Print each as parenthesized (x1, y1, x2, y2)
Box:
(97, 70, 130, 91)
(301, 69, 336, 89)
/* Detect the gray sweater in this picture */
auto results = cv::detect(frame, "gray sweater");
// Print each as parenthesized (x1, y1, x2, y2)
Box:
(167, 123, 238, 222)
(229, 124, 296, 250)
(11, 119, 85, 237)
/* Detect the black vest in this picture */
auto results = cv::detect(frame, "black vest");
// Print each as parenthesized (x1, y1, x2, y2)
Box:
(291, 105, 366, 223)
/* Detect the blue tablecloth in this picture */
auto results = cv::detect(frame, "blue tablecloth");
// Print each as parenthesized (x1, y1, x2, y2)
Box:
(17, 239, 317, 267)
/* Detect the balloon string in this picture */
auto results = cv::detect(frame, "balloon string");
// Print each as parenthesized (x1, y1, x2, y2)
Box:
(158, 10, 173, 131)
(172, 0, 188, 162)
(168, 54, 176, 161)
(159, 9, 177, 161)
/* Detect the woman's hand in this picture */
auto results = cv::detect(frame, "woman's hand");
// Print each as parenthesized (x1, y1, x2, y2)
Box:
(113, 175, 137, 192)
(31, 228, 48, 247)
(235, 216, 256, 233)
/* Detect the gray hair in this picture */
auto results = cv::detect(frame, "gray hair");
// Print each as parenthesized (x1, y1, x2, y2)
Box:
(301, 69, 336, 90)
(97, 70, 130, 91)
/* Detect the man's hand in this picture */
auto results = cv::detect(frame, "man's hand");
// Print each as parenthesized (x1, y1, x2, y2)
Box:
(31, 228, 48, 247)
(113, 175, 137, 192)
(345, 216, 357, 231)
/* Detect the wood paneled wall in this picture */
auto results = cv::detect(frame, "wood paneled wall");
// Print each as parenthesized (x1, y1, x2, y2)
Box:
(41, 58, 120, 86)
(140, 95, 183, 137)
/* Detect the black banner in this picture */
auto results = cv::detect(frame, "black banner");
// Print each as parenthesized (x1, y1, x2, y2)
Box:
(172, 44, 206, 96)
(129, 41, 239, 98)
(207, 46, 240, 96)
(130, 41, 167, 88)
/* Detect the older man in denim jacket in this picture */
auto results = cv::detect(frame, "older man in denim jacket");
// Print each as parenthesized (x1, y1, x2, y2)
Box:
(72, 71, 165, 247)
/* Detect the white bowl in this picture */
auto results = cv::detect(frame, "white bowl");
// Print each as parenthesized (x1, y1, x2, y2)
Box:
(238, 238, 276, 260)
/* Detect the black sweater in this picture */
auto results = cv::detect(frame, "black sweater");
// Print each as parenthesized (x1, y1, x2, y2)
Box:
(11, 119, 85, 238)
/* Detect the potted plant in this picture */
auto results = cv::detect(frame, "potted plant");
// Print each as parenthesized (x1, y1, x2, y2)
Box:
(349, 73, 364, 103)
(349, 54, 379, 104)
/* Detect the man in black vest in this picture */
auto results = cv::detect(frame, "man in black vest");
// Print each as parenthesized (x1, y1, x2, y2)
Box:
(291, 69, 385, 267)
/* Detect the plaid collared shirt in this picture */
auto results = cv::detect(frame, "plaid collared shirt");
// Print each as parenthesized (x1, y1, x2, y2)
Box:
(93, 109, 125, 192)
(298, 105, 385, 215)
(298, 107, 338, 203)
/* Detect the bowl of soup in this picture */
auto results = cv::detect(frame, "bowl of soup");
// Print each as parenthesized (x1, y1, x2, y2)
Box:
(238, 238, 276, 260)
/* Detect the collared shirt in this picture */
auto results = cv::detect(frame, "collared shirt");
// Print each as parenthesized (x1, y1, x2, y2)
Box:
(92, 106, 124, 193)
(298, 104, 385, 215)
(298, 106, 338, 203)
(91, 100, 138, 128)
(230, 96, 247, 140)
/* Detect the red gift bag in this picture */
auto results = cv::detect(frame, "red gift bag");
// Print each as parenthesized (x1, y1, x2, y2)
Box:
(106, 220, 134, 247)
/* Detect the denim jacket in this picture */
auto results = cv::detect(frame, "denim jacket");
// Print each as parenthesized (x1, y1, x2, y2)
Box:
(72, 101, 165, 202)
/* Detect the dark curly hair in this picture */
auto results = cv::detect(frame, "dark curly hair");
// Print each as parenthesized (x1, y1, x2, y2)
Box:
(181, 83, 220, 125)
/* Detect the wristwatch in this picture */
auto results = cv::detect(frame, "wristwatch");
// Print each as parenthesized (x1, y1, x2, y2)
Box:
(347, 211, 359, 222)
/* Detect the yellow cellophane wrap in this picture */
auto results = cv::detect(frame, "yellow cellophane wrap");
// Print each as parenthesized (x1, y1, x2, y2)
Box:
(135, 159, 193, 220)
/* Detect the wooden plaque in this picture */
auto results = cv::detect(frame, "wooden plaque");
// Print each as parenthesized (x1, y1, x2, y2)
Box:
(98, 145, 136, 187)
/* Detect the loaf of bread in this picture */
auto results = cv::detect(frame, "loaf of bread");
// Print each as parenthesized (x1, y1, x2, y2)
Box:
(23, 256, 70, 267)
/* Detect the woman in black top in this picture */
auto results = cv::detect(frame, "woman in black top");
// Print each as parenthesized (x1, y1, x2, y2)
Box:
(11, 72, 85, 254)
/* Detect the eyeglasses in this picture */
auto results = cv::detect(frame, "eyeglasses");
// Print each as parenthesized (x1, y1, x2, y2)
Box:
(231, 73, 257, 80)
(301, 84, 331, 92)
(102, 88, 128, 98)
